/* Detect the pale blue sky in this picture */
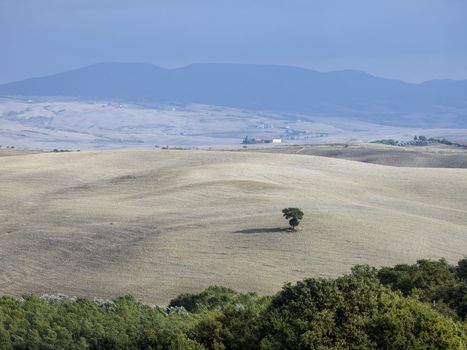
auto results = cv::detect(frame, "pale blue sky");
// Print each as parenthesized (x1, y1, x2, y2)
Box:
(1, 0, 466, 83)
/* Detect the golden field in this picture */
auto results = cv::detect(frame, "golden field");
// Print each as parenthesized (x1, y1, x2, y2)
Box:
(0, 148, 466, 304)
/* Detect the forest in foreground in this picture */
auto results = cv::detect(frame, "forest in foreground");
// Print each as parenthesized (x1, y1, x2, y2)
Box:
(0, 258, 466, 349)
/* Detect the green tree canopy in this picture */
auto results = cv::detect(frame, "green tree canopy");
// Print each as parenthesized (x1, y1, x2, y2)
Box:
(0, 258, 466, 349)
(282, 207, 304, 230)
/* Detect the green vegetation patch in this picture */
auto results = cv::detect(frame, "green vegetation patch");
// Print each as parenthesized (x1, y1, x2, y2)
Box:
(0, 259, 466, 349)
(371, 136, 465, 148)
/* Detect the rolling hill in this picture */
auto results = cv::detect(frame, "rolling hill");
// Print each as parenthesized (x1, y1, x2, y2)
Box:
(242, 143, 467, 168)
(1, 62, 466, 127)
(0, 149, 466, 304)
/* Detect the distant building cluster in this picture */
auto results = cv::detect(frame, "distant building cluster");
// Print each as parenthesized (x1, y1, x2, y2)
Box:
(242, 136, 282, 144)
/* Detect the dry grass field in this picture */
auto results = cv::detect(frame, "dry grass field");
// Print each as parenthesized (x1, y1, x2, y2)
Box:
(239, 142, 467, 168)
(0, 148, 36, 157)
(0, 149, 466, 305)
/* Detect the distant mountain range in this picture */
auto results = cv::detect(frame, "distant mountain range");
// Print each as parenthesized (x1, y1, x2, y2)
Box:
(1, 62, 466, 127)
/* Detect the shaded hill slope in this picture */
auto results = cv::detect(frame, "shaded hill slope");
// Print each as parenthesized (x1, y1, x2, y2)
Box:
(241, 143, 467, 168)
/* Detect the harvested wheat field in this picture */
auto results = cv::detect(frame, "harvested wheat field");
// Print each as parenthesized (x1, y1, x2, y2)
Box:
(240, 142, 467, 168)
(0, 149, 466, 305)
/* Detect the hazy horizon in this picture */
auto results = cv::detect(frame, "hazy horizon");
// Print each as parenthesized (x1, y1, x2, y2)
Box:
(1, 0, 466, 84)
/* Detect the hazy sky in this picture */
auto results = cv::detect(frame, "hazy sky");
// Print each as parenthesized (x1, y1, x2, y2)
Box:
(1, 0, 466, 84)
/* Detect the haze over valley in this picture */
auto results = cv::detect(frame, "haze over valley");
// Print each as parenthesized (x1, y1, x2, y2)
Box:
(0, 63, 466, 150)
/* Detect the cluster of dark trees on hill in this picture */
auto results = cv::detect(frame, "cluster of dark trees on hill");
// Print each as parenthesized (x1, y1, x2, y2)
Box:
(0, 258, 466, 349)
(372, 136, 467, 148)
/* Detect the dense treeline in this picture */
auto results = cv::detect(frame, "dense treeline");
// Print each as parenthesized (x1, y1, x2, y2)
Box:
(378, 258, 467, 320)
(372, 136, 467, 148)
(0, 259, 466, 349)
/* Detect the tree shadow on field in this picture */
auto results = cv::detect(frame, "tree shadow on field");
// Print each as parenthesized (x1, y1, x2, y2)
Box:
(233, 227, 290, 234)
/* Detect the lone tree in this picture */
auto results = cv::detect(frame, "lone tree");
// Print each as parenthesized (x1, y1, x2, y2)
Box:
(282, 208, 304, 230)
